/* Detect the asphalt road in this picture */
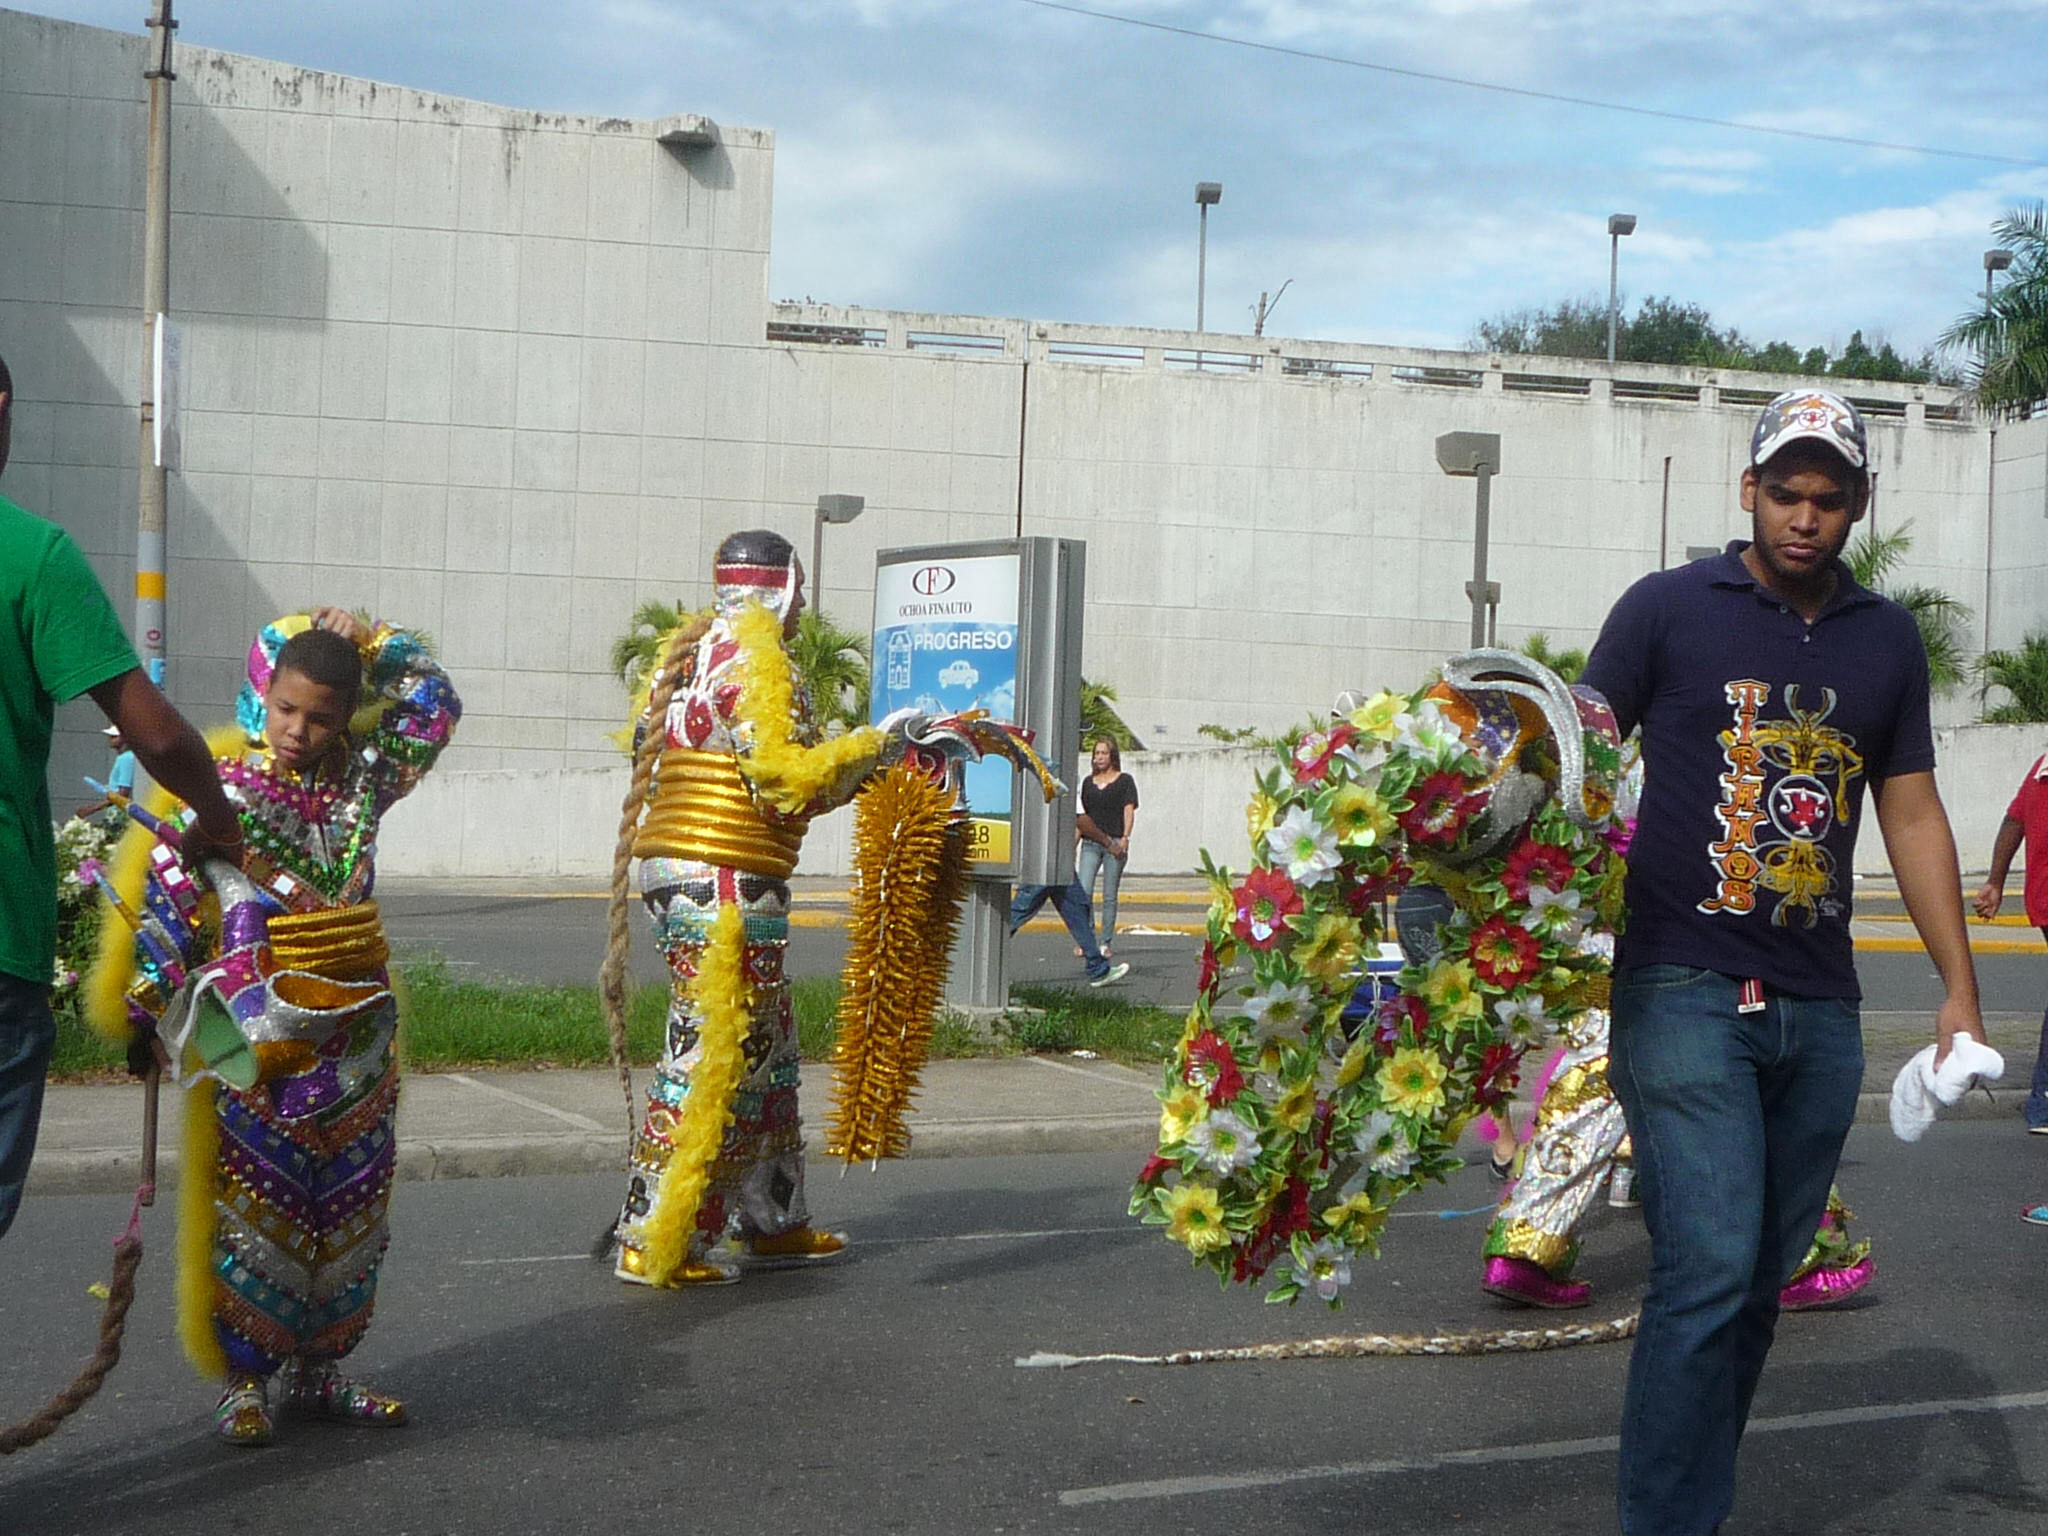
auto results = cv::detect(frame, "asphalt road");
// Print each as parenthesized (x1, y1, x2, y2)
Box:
(374, 883, 2048, 1018)
(7, 1126, 2048, 1534)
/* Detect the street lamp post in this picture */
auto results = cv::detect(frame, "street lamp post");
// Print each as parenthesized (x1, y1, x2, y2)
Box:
(1985, 247, 2014, 314)
(811, 493, 865, 619)
(1606, 213, 1637, 364)
(1435, 431, 1503, 648)
(1195, 182, 1222, 331)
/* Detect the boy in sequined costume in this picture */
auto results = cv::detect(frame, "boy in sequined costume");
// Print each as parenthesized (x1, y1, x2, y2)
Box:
(110, 608, 458, 1445)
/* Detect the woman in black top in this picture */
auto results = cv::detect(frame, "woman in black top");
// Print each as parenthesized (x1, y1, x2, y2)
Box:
(1076, 738, 1138, 958)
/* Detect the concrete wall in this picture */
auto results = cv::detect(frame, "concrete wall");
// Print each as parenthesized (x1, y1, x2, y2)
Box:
(378, 725, 2048, 882)
(1987, 414, 2048, 657)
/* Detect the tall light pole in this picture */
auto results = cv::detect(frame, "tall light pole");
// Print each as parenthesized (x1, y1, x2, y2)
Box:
(137, 0, 177, 690)
(1195, 182, 1222, 331)
(1985, 247, 2013, 314)
(811, 493, 865, 620)
(1606, 213, 1637, 365)
(1435, 431, 1503, 648)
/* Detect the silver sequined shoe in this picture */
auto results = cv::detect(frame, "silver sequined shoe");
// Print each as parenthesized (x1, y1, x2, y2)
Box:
(281, 1359, 409, 1427)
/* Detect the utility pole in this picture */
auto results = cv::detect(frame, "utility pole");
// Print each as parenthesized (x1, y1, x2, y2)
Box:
(136, 0, 176, 687)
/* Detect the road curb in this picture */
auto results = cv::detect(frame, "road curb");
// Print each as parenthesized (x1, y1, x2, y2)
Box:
(26, 1094, 2018, 1199)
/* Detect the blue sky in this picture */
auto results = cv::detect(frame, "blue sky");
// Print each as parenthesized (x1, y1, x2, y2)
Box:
(29, 0, 2048, 356)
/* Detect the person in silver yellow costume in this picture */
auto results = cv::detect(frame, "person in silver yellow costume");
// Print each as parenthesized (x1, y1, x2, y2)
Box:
(600, 529, 923, 1288)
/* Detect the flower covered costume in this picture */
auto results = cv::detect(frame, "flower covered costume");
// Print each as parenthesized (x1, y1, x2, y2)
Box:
(87, 615, 458, 1436)
(611, 552, 909, 1288)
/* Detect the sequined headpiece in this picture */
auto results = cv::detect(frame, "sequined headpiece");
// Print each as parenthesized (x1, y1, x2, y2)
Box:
(713, 528, 800, 620)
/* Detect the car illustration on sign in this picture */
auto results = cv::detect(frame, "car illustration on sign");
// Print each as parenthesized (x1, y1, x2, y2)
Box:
(937, 659, 979, 690)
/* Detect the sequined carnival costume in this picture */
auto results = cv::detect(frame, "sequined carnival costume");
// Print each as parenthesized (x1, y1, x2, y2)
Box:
(609, 536, 913, 1288)
(88, 615, 458, 1439)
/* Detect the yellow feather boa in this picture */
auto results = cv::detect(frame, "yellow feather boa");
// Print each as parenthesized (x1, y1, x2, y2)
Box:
(176, 1088, 229, 1378)
(730, 602, 887, 815)
(636, 904, 755, 1286)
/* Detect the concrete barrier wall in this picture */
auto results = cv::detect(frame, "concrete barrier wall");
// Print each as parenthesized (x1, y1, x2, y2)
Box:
(376, 726, 2048, 882)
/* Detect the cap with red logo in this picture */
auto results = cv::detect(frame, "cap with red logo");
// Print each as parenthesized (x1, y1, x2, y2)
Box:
(1749, 389, 1868, 472)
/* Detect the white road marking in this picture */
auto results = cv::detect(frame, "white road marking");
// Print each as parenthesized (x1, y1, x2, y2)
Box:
(1057, 1388, 2048, 1506)
(442, 1073, 609, 1132)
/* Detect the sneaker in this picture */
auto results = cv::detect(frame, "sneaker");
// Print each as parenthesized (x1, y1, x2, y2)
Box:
(1481, 1254, 1591, 1310)
(213, 1374, 274, 1448)
(2023, 1205, 2048, 1226)
(2029, 1125, 2048, 1136)
(1778, 1256, 1875, 1311)
(1088, 962, 1131, 988)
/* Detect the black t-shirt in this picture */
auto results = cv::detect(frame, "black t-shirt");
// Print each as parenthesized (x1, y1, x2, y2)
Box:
(1080, 772, 1139, 838)
(1580, 544, 1934, 1000)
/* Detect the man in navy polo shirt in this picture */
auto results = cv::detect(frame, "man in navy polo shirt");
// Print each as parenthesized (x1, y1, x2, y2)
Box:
(1581, 390, 1982, 1536)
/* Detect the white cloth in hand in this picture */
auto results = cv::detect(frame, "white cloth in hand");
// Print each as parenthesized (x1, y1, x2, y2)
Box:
(1889, 1033, 2005, 1143)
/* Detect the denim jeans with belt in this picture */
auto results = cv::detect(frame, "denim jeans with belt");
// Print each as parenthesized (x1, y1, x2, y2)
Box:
(1608, 963, 1863, 1536)
(0, 971, 58, 1242)
(1074, 840, 1126, 948)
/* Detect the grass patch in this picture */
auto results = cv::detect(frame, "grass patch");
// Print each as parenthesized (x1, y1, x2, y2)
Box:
(998, 984, 1184, 1066)
(51, 1007, 124, 1079)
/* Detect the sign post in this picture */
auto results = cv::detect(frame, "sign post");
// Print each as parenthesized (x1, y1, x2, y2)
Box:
(871, 537, 1085, 1008)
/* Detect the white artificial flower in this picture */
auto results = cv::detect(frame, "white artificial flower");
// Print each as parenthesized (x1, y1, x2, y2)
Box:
(1525, 882, 1585, 940)
(1494, 993, 1550, 1043)
(1356, 1110, 1416, 1178)
(1264, 805, 1342, 888)
(1393, 698, 1465, 768)
(1233, 979, 1315, 1043)
(1297, 1237, 1353, 1302)
(1186, 1108, 1262, 1174)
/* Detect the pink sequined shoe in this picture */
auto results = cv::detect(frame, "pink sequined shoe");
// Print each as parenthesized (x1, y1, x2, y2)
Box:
(282, 1361, 409, 1427)
(1778, 1255, 1875, 1311)
(1482, 1255, 1592, 1310)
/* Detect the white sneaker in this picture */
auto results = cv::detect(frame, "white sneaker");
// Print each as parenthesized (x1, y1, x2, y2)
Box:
(1089, 962, 1131, 988)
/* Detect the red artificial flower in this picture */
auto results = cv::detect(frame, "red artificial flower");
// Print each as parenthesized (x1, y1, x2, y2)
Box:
(1347, 852, 1413, 913)
(1469, 916, 1542, 989)
(1502, 837, 1578, 902)
(1137, 1153, 1175, 1186)
(1196, 942, 1222, 999)
(1184, 1029, 1246, 1106)
(1373, 994, 1427, 1054)
(1474, 1042, 1521, 1109)
(1233, 1177, 1314, 1282)
(1400, 771, 1486, 847)
(1291, 723, 1359, 785)
(1231, 867, 1303, 949)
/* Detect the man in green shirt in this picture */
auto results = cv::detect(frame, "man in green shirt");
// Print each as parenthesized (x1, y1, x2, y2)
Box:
(0, 353, 242, 1240)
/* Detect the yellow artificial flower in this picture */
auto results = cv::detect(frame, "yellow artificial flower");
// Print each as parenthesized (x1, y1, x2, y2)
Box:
(1160, 1085, 1208, 1144)
(1166, 1183, 1232, 1256)
(1335, 1039, 1369, 1089)
(1206, 863, 1235, 912)
(1347, 690, 1410, 741)
(1246, 789, 1280, 846)
(1326, 783, 1396, 848)
(1293, 911, 1364, 985)
(1421, 959, 1485, 1024)
(1377, 1045, 1449, 1118)
(1272, 1079, 1318, 1134)
(1322, 1191, 1390, 1247)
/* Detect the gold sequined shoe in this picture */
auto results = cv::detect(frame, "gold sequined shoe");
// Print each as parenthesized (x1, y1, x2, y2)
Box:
(615, 1245, 740, 1286)
(214, 1374, 275, 1448)
(743, 1226, 848, 1266)
(282, 1361, 409, 1427)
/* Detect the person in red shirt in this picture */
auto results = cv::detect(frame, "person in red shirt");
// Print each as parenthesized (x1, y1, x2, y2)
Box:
(1975, 749, 2048, 1144)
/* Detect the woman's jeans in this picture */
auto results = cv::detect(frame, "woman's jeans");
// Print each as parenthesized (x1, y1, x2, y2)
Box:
(1075, 841, 1126, 947)
(0, 972, 57, 1242)
(1608, 964, 1863, 1536)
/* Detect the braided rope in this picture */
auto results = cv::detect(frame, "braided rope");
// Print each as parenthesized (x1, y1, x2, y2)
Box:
(0, 1235, 144, 1453)
(1016, 1311, 1638, 1369)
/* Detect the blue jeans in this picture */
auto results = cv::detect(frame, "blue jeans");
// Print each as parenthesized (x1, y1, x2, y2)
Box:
(0, 971, 58, 1242)
(1075, 841, 1126, 948)
(2024, 929, 2048, 1128)
(1009, 883, 1111, 980)
(1608, 964, 1863, 1536)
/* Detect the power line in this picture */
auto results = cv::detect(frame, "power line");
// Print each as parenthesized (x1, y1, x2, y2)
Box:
(1016, 0, 2048, 172)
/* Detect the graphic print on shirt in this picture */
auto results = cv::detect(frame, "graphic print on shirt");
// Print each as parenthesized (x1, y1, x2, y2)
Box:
(1698, 680, 1863, 928)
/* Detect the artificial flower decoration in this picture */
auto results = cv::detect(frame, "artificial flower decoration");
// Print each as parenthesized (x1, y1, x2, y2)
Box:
(1133, 664, 1626, 1307)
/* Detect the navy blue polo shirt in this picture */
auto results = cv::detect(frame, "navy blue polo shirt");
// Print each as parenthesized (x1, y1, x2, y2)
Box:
(1580, 542, 1934, 1000)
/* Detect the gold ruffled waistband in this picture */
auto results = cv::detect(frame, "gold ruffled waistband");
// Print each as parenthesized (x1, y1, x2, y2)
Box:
(268, 901, 390, 981)
(634, 748, 808, 879)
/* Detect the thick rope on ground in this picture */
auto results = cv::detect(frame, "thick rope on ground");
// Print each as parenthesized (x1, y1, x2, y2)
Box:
(0, 1235, 143, 1453)
(1016, 1310, 1638, 1368)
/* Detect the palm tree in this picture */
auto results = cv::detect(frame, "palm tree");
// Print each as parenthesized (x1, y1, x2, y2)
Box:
(609, 599, 702, 693)
(1977, 631, 2048, 723)
(1080, 677, 1141, 751)
(1519, 632, 1587, 683)
(1844, 523, 1971, 695)
(1941, 202, 2048, 415)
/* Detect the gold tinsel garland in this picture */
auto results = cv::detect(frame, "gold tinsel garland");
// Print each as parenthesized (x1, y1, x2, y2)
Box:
(826, 766, 972, 1163)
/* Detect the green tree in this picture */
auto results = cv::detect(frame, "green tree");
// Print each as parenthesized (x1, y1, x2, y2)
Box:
(1518, 632, 1587, 682)
(1942, 202, 2048, 415)
(1080, 677, 1140, 751)
(1844, 522, 1971, 695)
(1976, 630, 2048, 722)
(609, 598, 704, 693)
